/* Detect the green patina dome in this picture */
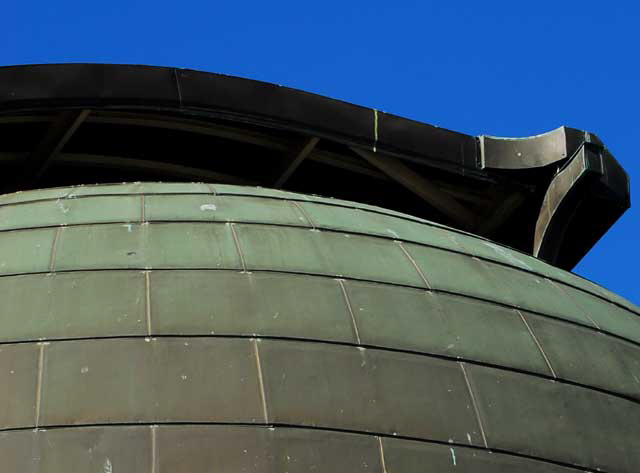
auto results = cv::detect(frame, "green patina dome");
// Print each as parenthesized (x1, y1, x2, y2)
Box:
(0, 182, 638, 472)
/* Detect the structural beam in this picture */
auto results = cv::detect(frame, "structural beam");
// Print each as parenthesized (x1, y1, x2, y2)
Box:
(88, 113, 385, 180)
(15, 109, 90, 189)
(478, 192, 526, 237)
(89, 113, 290, 152)
(274, 137, 319, 188)
(350, 147, 476, 229)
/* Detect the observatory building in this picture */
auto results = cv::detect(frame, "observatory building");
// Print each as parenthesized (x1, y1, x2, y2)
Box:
(0, 64, 637, 472)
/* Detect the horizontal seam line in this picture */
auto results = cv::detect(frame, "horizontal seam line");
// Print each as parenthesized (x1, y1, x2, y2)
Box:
(0, 266, 635, 351)
(0, 421, 607, 473)
(0, 193, 632, 315)
(0, 333, 637, 407)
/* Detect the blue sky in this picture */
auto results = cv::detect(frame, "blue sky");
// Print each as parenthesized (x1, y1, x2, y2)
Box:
(3, 1, 638, 302)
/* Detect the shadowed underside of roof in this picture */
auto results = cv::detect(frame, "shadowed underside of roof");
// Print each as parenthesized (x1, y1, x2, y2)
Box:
(0, 63, 630, 270)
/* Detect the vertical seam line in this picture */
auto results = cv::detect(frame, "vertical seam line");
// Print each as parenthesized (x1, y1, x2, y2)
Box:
(517, 310, 557, 378)
(229, 223, 247, 272)
(396, 241, 431, 289)
(253, 339, 269, 424)
(337, 279, 361, 344)
(49, 226, 62, 272)
(140, 194, 146, 223)
(150, 424, 157, 473)
(377, 436, 388, 473)
(145, 271, 152, 336)
(459, 361, 488, 448)
(34, 342, 47, 429)
(207, 183, 218, 195)
(549, 278, 600, 330)
(289, 200, 316, 229)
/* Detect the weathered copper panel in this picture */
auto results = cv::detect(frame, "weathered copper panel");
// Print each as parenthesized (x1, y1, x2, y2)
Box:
(0, 183, 637, 472)
(0, 271, 146, 343)
(151, 270, 355, 342)
(10, 427, 152, 472)
(258, 340, 483, 444)
(466, 363, 640, 472)
(382, 437, 576, 472)
(0, 227, 55, 275)
(55, 222, 242, 271)
(525, 313, 640, 400)
(296, 200, 464, 250)
(405, 243, 593, 325)
(0, 195, 141, 231)
(234, 223, 427, 287)
(0, 426, 598, 473)
(0, 430, 37, 472)
(40, 337, 263, 425)
(0, 343, 39, 429)
(145, 194, 308, 226)
(559, 282, 640, 342)
(345, 280, 552, 375)
(156, 426, 382, 473)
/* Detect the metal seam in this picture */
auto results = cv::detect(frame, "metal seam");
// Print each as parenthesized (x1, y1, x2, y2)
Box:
(49, 226, 62, 272)
(337, 279, 361, 344)
(141, 194, 146, 223)
(289, 200, 316, 229)
(34, 342, 47, 429)
(396, 240, 431, 289)
(549, 278, 601, 330)
(229, 223, 247, 272)
(0, 330, 636, 407)
(0, 193, 636, 318)
(377, 436, 388, 473)
(0, 421, 603, 473)
(0, 265, 630, 351)
(145, 271, 152, 336)
(517, 310, 557, 378)
(150, 424, 157, 473)
(459, 362, 489, 448)
(253, 339, 269, 424)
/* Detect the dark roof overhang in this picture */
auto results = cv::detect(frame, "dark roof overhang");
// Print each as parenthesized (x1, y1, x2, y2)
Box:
(0, 63, 630, 269)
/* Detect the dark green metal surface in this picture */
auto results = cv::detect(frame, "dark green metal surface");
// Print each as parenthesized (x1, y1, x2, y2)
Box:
(0, 182, 639, 472)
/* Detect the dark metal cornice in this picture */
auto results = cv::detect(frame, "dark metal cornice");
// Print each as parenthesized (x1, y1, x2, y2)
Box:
(0, 64, 630, 269)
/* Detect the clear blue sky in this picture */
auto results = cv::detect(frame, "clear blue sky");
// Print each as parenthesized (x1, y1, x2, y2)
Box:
(3, 1, 639, 302)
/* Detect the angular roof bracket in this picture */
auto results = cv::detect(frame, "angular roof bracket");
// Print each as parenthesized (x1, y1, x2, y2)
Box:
(534, 142, 630, 269)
